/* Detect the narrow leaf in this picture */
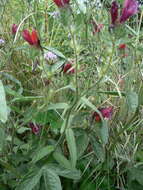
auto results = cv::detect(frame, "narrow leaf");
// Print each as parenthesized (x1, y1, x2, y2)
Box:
(0, 80, 8, 123)
(66, 128, 77, 168)
(127, 91, 138, 113)
(100, 120, 109, 145)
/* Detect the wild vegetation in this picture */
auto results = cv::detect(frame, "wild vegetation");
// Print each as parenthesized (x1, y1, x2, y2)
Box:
(0, 0, 143, 189)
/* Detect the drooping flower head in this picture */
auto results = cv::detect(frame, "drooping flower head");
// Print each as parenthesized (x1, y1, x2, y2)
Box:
(63, 63, 75, 74)
(22, 29, 40, 47)
(120, 0, 138, 23)
(29, 123, 41, 135)
(110, 0, 138, 26)
(92, 107, 113, 122)
(53, 0, 70, 8)
(12, 24, 18, 35)
(110, 1, 119, 26)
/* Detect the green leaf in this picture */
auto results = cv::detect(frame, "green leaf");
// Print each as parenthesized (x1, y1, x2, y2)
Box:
(53, 151, 72, 169)
(90, 135, 105, 162)
(43, 168, 62, 190)
(16, 170, 42, 190)
(100, 120, 109, 145)
(98, 90, 126, 96)
(12, 95, 43, 102)
(127, 91, 138, 113)
(128, 167, 143, 186)
(46, 164, 81, 180)
(0, 80, 8, 123)
(0, 127, 5, 150)
(66, 128, 77, 168)
(32, 145, 54, 163)
(17, 127, 30, 134)
(80, 97, 103, 121)
(48, 103, 69, 110)
(0, 73, 23, 94)
(76, 130, 89, 158)
(51, 61, 65, 72)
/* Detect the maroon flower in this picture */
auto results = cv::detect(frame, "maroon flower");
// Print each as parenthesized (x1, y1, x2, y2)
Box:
(63, 63, 75, 74)
(22, 29, 40, 47)
(92, 107, 113, 122)
(53, 0, 70, 8)
(120, 0, 138, 23)
(29, 123, 41, 135)
(110, 1, 119, 26)
(12, 24, 18, 35)
(119, 43, 126, 49)
(110, 0, 138, 26)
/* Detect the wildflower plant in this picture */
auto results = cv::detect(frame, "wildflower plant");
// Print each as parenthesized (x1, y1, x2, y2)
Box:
(0, 0, 143, 189)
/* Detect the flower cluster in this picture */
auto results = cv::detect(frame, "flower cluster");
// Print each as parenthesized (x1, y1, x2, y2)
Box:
(110, 0, 138, 27)
(92, 107, 113, 122)
(44, 51, 58, 62)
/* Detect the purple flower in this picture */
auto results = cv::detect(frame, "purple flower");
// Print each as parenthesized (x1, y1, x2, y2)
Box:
(120, 0, 138, 23)
(0, 39, 5, 45)
(110, 1, 119, 26)
(110, 0, 138, 26)
(29, 123, 41, 135)
(44, 51, 58, 62)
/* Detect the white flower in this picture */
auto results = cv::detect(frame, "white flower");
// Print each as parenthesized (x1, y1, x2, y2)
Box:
(0, 39, 5, 45)
(44, 51, 58, 62)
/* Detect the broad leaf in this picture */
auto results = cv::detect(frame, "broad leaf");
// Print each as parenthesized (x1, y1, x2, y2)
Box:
(46, 164, 81, 180)
(53, 151, 72, 169)
(16, 170, 42, 190)
(32, 145, 54, 163)
(43, 168, 62, 190)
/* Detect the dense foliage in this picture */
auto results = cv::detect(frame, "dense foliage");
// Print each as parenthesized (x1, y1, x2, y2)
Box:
(0, 0, 143, 189)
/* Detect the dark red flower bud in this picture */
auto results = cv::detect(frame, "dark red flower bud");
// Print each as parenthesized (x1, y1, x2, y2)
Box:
(120, 0, 138, 23)
(22, 29, 40, 47)
(53, 0, 70, 8)
(119, 43, 126, 49)
(29, 123, 41, 135)
(12, 24, 18, 35)
(110, 1, 119, 26)
(63, 63, 75, 74)
(92, 107, 113, 122)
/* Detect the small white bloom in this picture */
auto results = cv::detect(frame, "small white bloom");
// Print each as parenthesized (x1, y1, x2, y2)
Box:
(0, 39, 5, 45)
(44, 51, 58, 62)
(49, 11, 60, 19)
